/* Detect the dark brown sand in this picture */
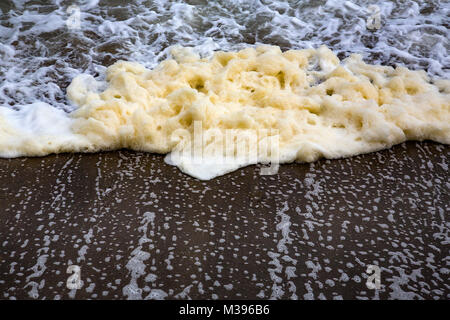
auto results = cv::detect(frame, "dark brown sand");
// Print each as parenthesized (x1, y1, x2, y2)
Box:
(0, 141, 448, 299)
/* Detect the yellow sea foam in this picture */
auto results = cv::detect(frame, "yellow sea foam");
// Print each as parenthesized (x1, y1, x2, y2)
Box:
(1, 45, 449, 179)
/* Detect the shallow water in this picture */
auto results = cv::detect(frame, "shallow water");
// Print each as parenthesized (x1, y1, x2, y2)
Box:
(0, 0, 449, 111)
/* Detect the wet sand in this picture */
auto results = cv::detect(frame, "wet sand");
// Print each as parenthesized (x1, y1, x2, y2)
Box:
(0, 141, 448, 299)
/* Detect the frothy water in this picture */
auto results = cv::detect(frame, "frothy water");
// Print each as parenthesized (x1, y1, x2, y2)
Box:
(0, 0, 449, 111)
(1, 0, 449, 300)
